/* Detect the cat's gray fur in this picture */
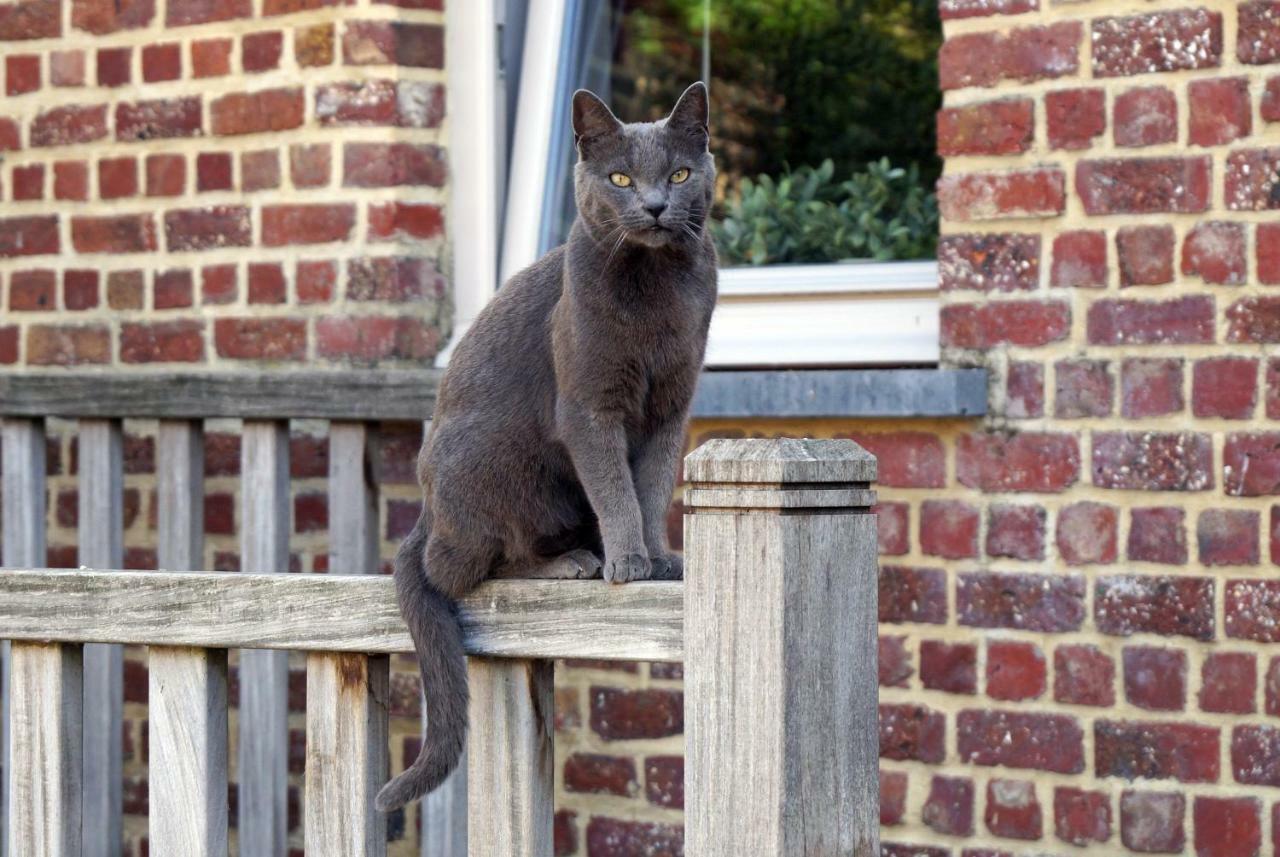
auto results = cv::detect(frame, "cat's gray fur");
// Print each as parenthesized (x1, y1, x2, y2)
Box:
(376, 82, 717, 810)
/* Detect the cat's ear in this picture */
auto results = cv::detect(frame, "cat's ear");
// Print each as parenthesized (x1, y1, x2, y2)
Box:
(572, 90, 622, 156)
(667, 82, 709, 148)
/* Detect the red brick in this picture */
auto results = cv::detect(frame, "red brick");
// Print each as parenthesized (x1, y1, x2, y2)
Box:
(943, 301, 1071, 349)
(49, 51, 84, 86)
(213, 318, 306, 361)
(1115, 225, 1174, 286)
(211, 88, 304, 136)
(262, 204, 355, 246)
(141, 43, 180, 82)
(1043, 87, 1105, 150)
(248, 263, 286, 305)
(296, 260, 335, 304)
(958, 571, 1085, 632)
(242, 31, 282, 72)
(880, 770, 907, 825)
(347, 256, 442, 301)
(880, 566, 947, 625)
(843, 432, 944, 488)
(26, 324, 110, 366)
(241, 150, 280, 192)
(54, 162, 88, 201)
(879, 635, 911, 688)
(0, 0, 60, 39)
(191, 38, 231, 77)
(1259, 223, 1280, 286)
(882, 845, 947, 857)
(1054, 787, 1110, 848)
(200, 265, 236, 305)
(262, 0, 346, 13)
(1198, 508, 1261, 566)
(6, 55, 39, 96)
(554, 811, 577, 856)
(1089, 296, 1216, 346)
(939, 23, 1080, 90)
(315, 316, 437, 361)
(1050, 230, 1106, 287)
(874, 502, 909, 556)
(71, 214, 155, 254)
(120, 321, 204, 364)
(584, 818, 682, 856)
(985, 779, 1042, 840)
(939, 234, 1039, 293)
(1192, 357, 1257, 420)
(1078, 156, 1212, 215)
(1225, 147, 1280, 211)
(195, 153, 232, 192)
(1121, 358, 1184, 419)
(9, 270, 55, 311)
(165, 206, 251, 251)
(1113, 86, 1177, 147)
(287, 143, 330, 188)
(985, 504, 1044, 561)
(145, 154, 185, 197)
(0, 217, 58, 258)
(643, 756, 682, 809)
(343, 142, 446, 188)
(296, 23, 335, 67)
(1092, 9, 1223, 77)
(319, 79, 445, 128)
(1200, 652, 1256, 714)
(1056, 647, 1116, 711)
(923, 776, 974, 836)
(1054, 359, 1112, 418)
(1228, 297, 1280, 343)
(167, 0, 250, 26)
(0, 327, 20, 363)
(880, 704, 945, 763)
(1186, 77, 1252, 147)
(1273, 507, 1280, 565)
(154, 269, 193, 310)
(106, 271, 144, 309)
(96, 47, 130, 87)
(63, 270, 98, 311)
(1127, 507, 1188, 564)
(1233, 725, 1280, 785)
(0, 119, 18, 151)
(342, 20, 444, 68)
(1194, 797, 1261, 857)
(1097, 720, 1219, 783)
(956, 431, 1079, 493)
(1267, 657, 1280, 714)
(959, 709, 1084, 773)
(1238, 0, 1280, 64)
(1123, 646, 1186, 711)
(1182, 221, 1248, 285)
(368, 202, 445, 242)
(1224, 433, 1280, 495)
(98, 157, 137, 199)
(589, 687, 681, 741)
(937, 168, 1065, 221)
(920, 500, 978, 559)
(1057, 502, 1117, 565)
(116, 97, 202, 141)
(936, 98, 1034, 156)
(920, 641, 977, 694)
(12, 164, 43, 201)
(1121, 791, 1186, 853)
(31, 104, 108, 147)
(987, 641, 1045, 701)
(72, 0, 152, 32)
(1096, 574, 1215, 639)
(1005, 362, 1043, 418)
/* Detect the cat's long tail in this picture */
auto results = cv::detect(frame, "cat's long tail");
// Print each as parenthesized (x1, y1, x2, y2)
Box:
(375, 512, 468, 811)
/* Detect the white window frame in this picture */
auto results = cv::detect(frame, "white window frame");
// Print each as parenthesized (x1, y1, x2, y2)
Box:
(442, 0, 940, 369)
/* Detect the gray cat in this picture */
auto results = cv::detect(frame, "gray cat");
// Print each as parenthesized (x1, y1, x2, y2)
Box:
(376, 82, 718, 810)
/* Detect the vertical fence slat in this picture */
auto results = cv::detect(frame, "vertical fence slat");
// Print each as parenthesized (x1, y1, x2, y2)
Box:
(157, 421, 204, 572)
(149, 647, 228, 857)
(421, 760, 467, 857)
(328, 422, 378, 576)
(238, 421, 290, 857)
(684, 439, 880, 856)
(466, 658, 554, 857)
(8, 642, 83, 857)
(1, 419, 48, 857)
(77, 420, 123, 857)
(304, 652, 389, 856)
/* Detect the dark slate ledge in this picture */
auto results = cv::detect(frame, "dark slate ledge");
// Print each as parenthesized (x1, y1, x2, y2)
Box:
(689, 368, 988, 419)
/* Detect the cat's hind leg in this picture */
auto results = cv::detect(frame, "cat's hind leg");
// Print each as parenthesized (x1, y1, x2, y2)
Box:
(493, 549, 603, 580)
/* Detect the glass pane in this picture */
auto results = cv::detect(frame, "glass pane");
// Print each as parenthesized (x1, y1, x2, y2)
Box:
(542, 0, 942, 265)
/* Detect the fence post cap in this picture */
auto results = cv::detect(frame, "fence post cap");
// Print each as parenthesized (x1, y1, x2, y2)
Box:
(684, 437, 876, 484)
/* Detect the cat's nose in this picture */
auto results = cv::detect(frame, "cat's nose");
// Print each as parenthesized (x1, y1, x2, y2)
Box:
(643, 200, 667, 219)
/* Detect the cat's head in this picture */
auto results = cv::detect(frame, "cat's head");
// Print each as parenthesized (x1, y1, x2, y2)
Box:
(571, 82, 714, 250)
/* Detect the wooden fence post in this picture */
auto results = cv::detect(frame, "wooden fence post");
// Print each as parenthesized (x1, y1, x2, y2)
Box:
(683, 438, 879, 856)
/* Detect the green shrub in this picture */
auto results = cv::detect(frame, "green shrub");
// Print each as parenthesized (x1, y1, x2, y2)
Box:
(713, 159, 939, 266)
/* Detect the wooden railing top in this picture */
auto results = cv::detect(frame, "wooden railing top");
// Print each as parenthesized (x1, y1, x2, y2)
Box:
(0, 568, 683, 662)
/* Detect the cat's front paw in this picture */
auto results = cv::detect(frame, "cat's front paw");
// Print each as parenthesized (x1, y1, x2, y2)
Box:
(604, 552, 651, 584)
(649, 553, 684, 581)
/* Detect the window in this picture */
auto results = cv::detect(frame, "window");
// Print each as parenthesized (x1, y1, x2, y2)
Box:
(446, 0, 943, 368)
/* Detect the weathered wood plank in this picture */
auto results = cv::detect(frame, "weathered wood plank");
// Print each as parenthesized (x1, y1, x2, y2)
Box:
(8, 642, 82, 857)
(238, 421, 291, 857)
(466, 659, 554, 857)
(1, 418, 48, 857)
(0, 372, 439, 422)
(157, 422, 204, 572)
(421, 756, 467, 857)
(328, 423, 378, 576)
(77, 420, 123, 857)
(305, 652, 389, 857)
(148, 647, 228, 857)
(684, 439, 879, 856)
(0, 571, 682, 661)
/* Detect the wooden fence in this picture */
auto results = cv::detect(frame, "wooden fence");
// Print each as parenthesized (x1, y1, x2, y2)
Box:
(0, 372, 879, 857)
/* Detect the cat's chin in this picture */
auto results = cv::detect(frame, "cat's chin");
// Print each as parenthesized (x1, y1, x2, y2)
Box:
(626, 226, 678, 249)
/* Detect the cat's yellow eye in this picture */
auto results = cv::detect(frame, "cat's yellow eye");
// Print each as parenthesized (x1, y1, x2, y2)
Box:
(609, 172, 632, 188)
(670, 168, 691, 184)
